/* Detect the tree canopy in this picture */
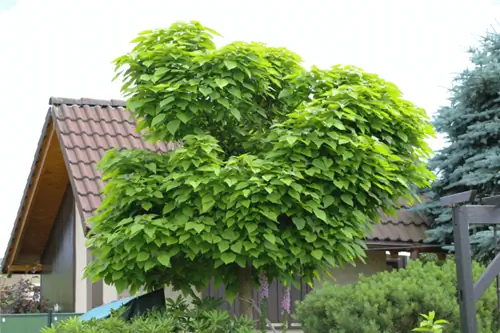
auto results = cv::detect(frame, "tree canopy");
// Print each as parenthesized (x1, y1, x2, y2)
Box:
(84, 21, 435, 314)
(423, 30, 500, 262)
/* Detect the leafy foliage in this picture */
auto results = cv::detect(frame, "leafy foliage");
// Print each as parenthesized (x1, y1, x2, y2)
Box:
(42, 296, 254, 333)
(295, 260, 499, 333)
(85, 21, 434, 301)
(413, 311, 449, 333)
(421, 30, 500, 260)
(0, 277, 51, 314)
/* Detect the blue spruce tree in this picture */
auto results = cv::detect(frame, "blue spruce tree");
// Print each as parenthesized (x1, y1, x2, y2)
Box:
(424, 29, 500, 262)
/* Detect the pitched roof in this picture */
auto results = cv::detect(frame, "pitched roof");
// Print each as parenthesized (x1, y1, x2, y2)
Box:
(50, 97, 177, 223)
(371, 209, 429, 243)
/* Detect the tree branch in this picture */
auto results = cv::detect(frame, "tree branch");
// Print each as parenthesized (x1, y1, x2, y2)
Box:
(240, 296, 279, 333)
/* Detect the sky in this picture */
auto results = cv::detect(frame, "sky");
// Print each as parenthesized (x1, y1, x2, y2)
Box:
(0, 0, 499, 255)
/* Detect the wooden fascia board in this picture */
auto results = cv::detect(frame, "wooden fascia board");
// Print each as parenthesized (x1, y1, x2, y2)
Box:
(366, 241, 442, 251)
(7, 265, 43, 274)
(6, 124, 56, 274)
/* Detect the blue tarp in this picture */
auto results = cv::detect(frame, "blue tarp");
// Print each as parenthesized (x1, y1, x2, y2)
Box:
(79, 296, 137, 321)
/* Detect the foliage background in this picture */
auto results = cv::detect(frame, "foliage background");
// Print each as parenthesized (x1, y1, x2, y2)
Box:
(296, 258, 499, 333)
(419, 30, 500, 262)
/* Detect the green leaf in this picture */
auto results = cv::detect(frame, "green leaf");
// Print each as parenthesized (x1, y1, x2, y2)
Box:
(155, 67, 169, 76)
(323, 195, 335, 208)
(167, 120, 181, 135)
(398, 131, 408, 142)
(151, 114, 166, 126)
(221, 252, 236, 264)
(231, 242, 242, 253)
(245, 223, 258, 233)
(278, 89, 291, 99)
(160, 96, 175, 108)
(311, 250, 323, 260)
(158, 254, 171, 267)
(137, 252, 150, 262)
(230, 108, 241, 121)
(146, 163, 157, 173)
(200, 86, 213, 96)
(305, 234, 317, 243)
(177, 112, 190, 123)
(286, 136, 297, 145)
(218, 241, 230, 252)
(374, 142, 390, 155)
(130, 224, 144, 235)
(185, 222, 205, 233)
(264, 234, 276, 244)
(224, 59, 238, 70)
(292, 216, 306, 230)
(202, 194, 216, 213)
(341, 194, 353, 206)
(163, 202, 175, 214)
(313, 208, 327, 222)
(332, 119, 345, 130)
(228, 86, 241, 98)
(144, 261, 156, 272)
(215, 78, 229, 89)
(218, 98, 230, 109)
(142, 202, 153, 211)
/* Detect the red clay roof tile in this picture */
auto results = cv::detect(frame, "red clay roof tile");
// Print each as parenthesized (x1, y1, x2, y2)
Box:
(50, 97, 175, 221)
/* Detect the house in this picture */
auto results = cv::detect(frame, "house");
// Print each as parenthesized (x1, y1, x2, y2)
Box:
(1, 97, 441, 319)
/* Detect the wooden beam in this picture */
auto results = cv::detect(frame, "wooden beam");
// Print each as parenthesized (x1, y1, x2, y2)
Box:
(8, 264, 43, 273)
(481, 195, 500, 206)
(464, 205, 500, 225)
(7, 124, 55, 271)
(440, 190, 476, 206)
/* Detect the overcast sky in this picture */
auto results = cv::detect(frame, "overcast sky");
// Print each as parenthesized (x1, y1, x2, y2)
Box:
(0, 0, 499, 256)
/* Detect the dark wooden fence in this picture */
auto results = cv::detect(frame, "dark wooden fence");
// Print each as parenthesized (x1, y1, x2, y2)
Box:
(202, 277, 312, 324)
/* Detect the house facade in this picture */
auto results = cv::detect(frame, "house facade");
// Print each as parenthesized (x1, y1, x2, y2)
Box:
(1, 97, 441, 319)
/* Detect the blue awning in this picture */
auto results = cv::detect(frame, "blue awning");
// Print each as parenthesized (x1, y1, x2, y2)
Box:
(79, 296, 137, 321)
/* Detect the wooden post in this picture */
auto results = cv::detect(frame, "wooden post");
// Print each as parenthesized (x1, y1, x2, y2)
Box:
(389, 251, 399, 259)
(410, 249, 420, 260)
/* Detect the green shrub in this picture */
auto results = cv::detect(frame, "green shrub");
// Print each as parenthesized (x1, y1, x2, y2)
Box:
(42, 296, 254, 333)
(413, 311, 449, 333)
(295, 260, 499, 333)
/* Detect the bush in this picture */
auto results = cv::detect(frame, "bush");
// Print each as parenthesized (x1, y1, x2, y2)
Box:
(295, 260, 499, 333)
(0, 277, 51, 314)
(42, 295, 255, 333)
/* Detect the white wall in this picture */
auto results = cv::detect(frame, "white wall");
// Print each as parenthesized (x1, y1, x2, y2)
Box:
(74, 205, 89, 313)
(317, 250, 388, 287)
(0, 274, 40, 288)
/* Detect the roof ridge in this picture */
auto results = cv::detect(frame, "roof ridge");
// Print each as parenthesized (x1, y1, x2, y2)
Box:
(49, 97, 127, 108)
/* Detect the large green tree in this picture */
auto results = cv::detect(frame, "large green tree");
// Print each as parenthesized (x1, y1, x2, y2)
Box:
(85, 21, 434, 318)
(424, 30, 500, 262)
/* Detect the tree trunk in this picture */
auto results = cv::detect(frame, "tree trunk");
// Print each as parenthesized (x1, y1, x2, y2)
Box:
(238, 263, 253, 319)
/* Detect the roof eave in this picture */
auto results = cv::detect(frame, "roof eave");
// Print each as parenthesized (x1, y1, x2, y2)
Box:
(1, 110, 53, 274)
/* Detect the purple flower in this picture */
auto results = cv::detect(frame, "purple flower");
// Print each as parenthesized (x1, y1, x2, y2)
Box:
(259, 273, 269, 299)
(281, 287, 291, 314)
